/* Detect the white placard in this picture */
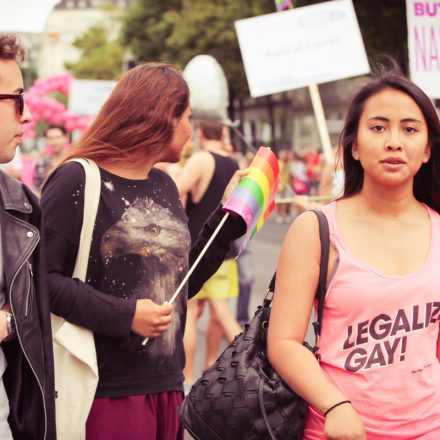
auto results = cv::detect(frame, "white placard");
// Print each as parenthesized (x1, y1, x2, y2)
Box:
(235, 0, 369, 97)
(406, 0, 440, 98)
(68, 79, 116, 116)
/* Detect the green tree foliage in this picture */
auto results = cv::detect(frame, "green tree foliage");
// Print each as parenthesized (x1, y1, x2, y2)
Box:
(122, 0, 275, 99)
(121, 0, 182, 62)
(353, 0, 407, 71)
(66, 24, 125, 80)
(122, 0, 408, 98)
(165, 0, 275, 99)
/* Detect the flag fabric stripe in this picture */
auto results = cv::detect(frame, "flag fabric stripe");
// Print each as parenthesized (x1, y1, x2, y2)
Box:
(264, 200, 276, 222)
(246, 167, 270, 208)
(225, 196, 256, 228)
(255, 147, 279, 177)
(251, 155, 275, 190)
(223, 147, 279, 253)
(226, 187, 261, 224)
(238, 173, 266, 209)
(255, 199, 276, 233)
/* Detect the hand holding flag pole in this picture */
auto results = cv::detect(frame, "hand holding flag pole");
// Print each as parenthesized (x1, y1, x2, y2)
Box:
(142, 146, 279, 345)
(141, 213, 230, 345)
(222, 146, 279, 253)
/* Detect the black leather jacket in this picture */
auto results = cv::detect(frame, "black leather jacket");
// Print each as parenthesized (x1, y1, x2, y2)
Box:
(0, 171, 56, 439)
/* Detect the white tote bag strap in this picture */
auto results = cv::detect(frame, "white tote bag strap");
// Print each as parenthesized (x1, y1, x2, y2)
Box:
(52, 158, 101, 440)
(71, 158, 101, 281)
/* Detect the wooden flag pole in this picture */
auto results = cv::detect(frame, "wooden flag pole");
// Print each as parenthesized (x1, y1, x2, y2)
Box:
(275, 194, 333, 204)
(274, 1, 333, 163)
(168, 212, 230, 306)
(142, 212, 230, 346)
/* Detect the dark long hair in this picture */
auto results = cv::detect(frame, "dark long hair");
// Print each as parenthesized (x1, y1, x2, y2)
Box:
(64, 62, 189, 164)
(339, 68, 440, 212)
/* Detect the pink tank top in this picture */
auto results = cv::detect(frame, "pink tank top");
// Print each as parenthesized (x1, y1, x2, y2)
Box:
(304, 201, 440, 440)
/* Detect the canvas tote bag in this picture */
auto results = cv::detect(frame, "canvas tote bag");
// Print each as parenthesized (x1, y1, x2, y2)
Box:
(51, 158, 100, 440)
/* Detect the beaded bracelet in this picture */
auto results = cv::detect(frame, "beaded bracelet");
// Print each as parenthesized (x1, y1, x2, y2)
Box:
(324, 400, 352, 417)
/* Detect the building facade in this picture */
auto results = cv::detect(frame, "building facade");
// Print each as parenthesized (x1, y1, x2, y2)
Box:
(37, 0, 131, 77)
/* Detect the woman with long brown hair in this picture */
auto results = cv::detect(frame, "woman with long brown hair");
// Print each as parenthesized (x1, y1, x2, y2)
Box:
(41, 63, 245, 439)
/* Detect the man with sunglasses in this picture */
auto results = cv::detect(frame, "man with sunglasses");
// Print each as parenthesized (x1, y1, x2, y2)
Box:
(0, 34, 55, 439)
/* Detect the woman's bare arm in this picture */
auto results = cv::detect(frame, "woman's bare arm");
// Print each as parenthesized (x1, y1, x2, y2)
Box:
(267, 211, 365, 439)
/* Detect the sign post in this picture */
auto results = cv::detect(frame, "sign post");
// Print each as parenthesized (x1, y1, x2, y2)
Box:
(308, 83, 333, 163)
(235, 0, 370, 162)
(275, 0, 333, 163)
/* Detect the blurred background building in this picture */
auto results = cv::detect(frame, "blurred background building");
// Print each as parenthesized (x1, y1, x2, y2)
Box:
(38, 0, 132, 77)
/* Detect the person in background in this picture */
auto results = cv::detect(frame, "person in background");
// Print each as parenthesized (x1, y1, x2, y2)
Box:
(291, 150, 309, 196)
(304, 147, 322, 195)
(175, 118, 243, 386)
(319, 145, 344, 199)
(155, 140, 195, 206)
(41, 63, 245, 440)
(268, 67, 440, 439)
(0, 33, 55, 439)
(34, 123, 70, 192)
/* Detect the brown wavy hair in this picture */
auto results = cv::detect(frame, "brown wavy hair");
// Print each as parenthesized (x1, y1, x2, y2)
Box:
(64, 62, 189, 164)
(339, 66, 440, 212)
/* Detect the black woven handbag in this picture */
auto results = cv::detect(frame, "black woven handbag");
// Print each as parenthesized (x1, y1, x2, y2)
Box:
(180, 210, 329, 440)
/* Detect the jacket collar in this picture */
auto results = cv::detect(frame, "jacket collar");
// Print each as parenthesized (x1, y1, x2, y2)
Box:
(0, 170, 33, 214)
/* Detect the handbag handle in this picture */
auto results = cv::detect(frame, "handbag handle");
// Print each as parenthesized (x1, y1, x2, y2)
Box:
(70, 158, 101, 281)
(266, 209, 329, 340)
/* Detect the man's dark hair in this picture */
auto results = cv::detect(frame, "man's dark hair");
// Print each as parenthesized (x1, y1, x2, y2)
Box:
(44, 124, 68, 137)
(0, 34, 25, 62)
(195, 118, 224, 141)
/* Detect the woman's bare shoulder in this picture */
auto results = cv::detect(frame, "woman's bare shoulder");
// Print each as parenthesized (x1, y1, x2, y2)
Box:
(288, 210, 321, 237)
(281, 210, 322, 259)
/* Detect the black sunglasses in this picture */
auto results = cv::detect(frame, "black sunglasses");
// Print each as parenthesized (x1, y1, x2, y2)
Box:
(0, 92, 24, 116)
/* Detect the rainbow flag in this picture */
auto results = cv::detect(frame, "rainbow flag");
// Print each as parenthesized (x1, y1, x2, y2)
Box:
(223, 147, 279, 251)
(275, 0, 293, 11)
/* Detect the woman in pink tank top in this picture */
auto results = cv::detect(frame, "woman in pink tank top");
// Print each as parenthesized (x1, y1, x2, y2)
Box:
(268, 66, 440, 440)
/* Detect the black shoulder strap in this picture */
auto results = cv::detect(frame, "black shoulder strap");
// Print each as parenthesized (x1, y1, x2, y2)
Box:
(313, 209, 329, 336)
(267, 209, 330, 337)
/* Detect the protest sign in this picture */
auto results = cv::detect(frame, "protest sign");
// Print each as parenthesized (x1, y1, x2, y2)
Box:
(68, 79, 116, 116)
(235, 0, 369, 98)
(406, 0, 440, 98)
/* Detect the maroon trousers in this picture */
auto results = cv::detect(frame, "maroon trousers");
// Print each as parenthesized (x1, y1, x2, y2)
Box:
(86, 391, 184, 440)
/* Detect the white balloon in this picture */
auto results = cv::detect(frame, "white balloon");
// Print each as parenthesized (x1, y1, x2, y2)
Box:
(183, 55, 229, 120)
